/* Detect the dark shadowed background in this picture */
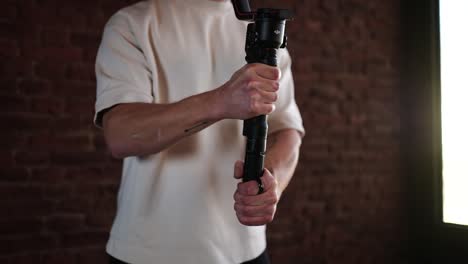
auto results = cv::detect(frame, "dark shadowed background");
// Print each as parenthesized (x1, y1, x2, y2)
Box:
(0, 0, 409, 263)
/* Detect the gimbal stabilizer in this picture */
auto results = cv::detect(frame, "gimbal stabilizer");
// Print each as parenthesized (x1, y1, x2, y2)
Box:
(231, 0, 293, 193)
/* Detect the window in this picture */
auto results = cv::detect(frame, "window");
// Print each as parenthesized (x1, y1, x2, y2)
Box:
(439, 0, 468, 226)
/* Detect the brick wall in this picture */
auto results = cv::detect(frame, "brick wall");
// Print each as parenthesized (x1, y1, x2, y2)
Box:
(0, 0, 407, 263)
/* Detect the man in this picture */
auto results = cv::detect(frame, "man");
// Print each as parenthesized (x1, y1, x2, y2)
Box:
(94, 0, 304, 263)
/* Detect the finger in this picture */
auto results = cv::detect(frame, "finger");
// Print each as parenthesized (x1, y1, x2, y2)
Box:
(248, 80, 279, 93)
(252, 102, 275, 115)
(235, 189, 279, 206)
(234, 202, 276, 217)
(252, 64, 281, 80)
(249, 86, 278, 104)
(236, 213, 274, 226)
(233, 160, 244, 179)
(237, 180, 261, 196)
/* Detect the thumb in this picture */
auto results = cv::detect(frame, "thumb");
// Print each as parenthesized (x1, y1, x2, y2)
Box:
(234, 160, 244, 179)
(260, 168, 276, 191)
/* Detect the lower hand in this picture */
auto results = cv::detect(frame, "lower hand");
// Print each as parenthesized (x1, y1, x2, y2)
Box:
(232, 160, 281, 226)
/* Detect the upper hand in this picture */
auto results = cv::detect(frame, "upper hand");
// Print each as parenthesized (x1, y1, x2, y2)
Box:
(232, 160, 281, 226)
(215, 63, 281, 120)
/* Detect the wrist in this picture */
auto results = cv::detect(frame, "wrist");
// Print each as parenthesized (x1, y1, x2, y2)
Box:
(267, 166, 284, 198)
(206, 86, 227, 120)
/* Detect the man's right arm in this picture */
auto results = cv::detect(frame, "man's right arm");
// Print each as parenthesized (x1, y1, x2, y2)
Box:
(103, 63, 280, 159)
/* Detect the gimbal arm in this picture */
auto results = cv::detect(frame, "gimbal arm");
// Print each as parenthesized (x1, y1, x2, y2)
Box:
(231, 0, 293, 193)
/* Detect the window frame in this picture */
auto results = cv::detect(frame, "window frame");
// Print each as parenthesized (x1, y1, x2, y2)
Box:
(402, 0, 468, 261)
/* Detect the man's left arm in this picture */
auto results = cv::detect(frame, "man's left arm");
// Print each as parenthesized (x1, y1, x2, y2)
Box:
(264, 128, 302, 196)
(233, 128, 302, 226)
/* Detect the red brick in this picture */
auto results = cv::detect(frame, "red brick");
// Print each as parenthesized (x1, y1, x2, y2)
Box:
(66, 62, 96, 82)
(29, 97, 65, 116)
(53, 116, 94, 133)
(44, 214, 86, 233)
(14, 151, 50, 167)
(0, 132, 28, 148)
(0, 22, 18, 40)
(65, 97, 95, 116)
(0, 253, 42, 264)
(42, 29, 70, 48)
(0, 40, 19, 58)
(54, 195, 95, 214)
(0, 199, 54, 218)
(0, 217, 42, 236)
(92, 133, 108, 151)
(23, 47, 83, 62)
(0, 235, 57, 255)
(70, 32, 101, 48)
(0, 150, 14, 168)
(66, 166, 120, 184)
(61, 231, 108, 249)
(40, 251, 77, 264)
(34, 60, 67, 80)
(0, 59, 34, 79)
(0, 4, 18, 22)
(17, 80, 51, 96)
(52, 80, 95, 97)
(0, 183, 44, 202)
(0, 168, 29, 182)
(51, 150, 108, 167)
(76, 248, 108, 264)
(29, 167, 66, 184)
(85, 212, 114, 229)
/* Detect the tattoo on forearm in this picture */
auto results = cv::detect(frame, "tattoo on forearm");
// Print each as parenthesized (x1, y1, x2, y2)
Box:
(184, 122, 209, 133)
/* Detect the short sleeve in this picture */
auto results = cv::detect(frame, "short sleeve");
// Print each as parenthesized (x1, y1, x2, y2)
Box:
(268, 49, 305, 136)
(94, 13, 153, 127)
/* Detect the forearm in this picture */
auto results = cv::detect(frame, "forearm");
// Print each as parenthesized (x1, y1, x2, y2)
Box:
(103, 90, 222, 158)
(264, 129, 302, 195)
(102, 63, 281, 159)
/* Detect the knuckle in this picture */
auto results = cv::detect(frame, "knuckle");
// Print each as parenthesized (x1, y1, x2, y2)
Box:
(269, 104, 276, 113)
(239, 216, 248, 225)
(246, 77, 257, 91)
(265, 104, 274, 114)
(266, 207, 275, 215)
(271, 195, 279, 204)
(234, 191, 241, 201)
(273, 178, 279, 188)
(272, 92, 278, 102)
(241, 206, 250, 215)
(273, 81, 280, 90)
(245, 65, 257, 75)
(266, 215, 274, 223)
(249, 100, 258, 114)
(267, 193, 278, 204)
(247, 80, 256, 89)
(242, 64, 252, 72)
(273, 68, 281, 79)
(237, 205, 245, 214)
(247, 86, 257, 97)
(240, 196, 248, 205)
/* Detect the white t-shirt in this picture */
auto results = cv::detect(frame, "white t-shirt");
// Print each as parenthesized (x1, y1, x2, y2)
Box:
(94, 0, 305, 263)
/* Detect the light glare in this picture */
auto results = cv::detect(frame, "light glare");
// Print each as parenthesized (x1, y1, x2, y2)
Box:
(440, 0, 468, 226)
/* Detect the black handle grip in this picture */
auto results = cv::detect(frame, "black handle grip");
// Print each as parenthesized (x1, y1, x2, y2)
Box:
(241, 15, 289, 193)
(242, 115, 268, 190)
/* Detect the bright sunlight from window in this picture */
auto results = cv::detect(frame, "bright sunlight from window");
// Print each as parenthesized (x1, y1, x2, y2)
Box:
(440, 0, 468, 226)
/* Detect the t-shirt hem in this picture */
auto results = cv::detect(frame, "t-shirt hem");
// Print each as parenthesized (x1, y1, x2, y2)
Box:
(106, 233, 267, 264)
